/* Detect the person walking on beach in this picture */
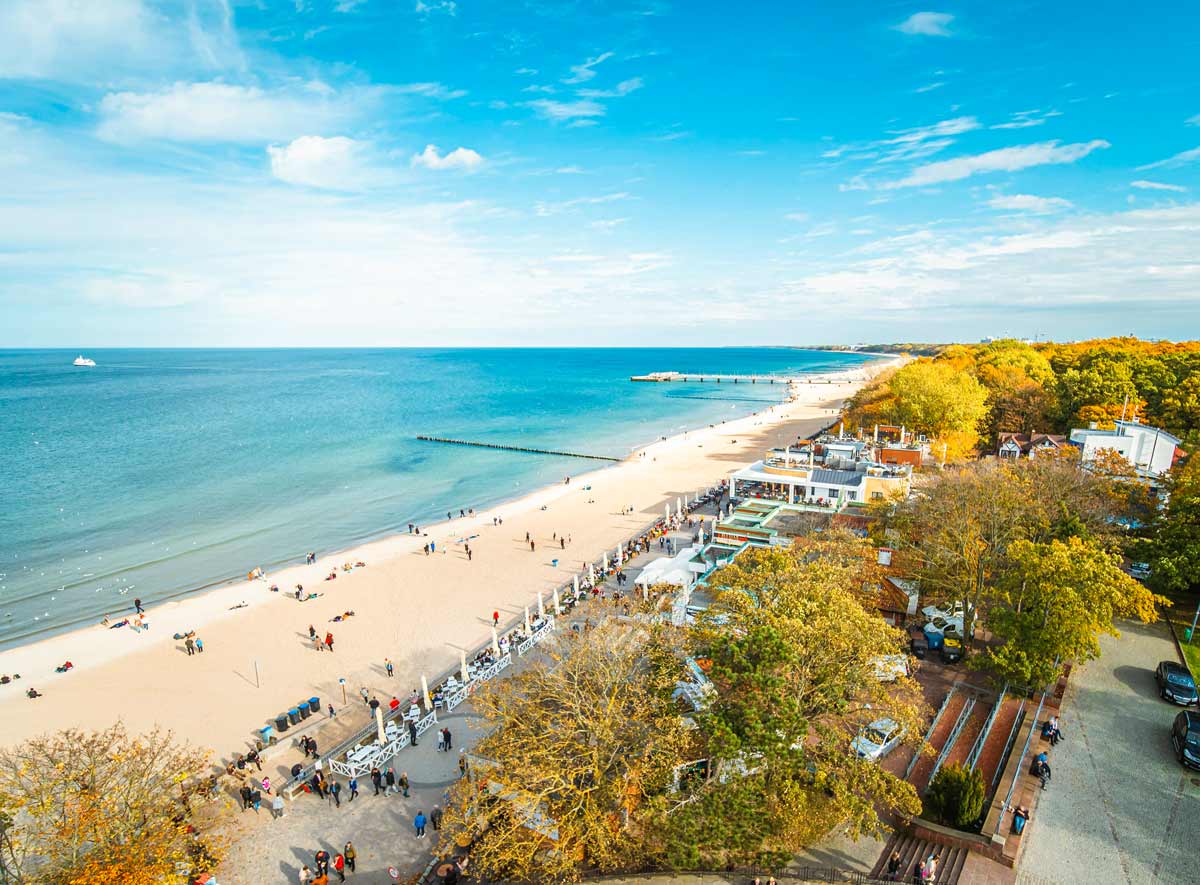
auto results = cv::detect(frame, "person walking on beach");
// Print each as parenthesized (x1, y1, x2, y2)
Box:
(423, 543, 429, 555)
(299, 864, 313, 884)
(332, 852, 346, 882)
(239, 783, 252, 811)
(271, 793, 284, 819)
(385, 657, 394, 678)
(458, 752, 468, 778)
(185, 637, 195, 656)
(330, 779, 341, 807)
(466, 545, 472, 561)
(343, 842, 357, 873)
(530, 539, 535, 552)
(414, 810, 427, 838)
(195, 637, 203, 653)
(313, 635, 323, 653)
(493, 610, 499, 626)
(359, 686, 369, 705)
(431, 804, 443, 831)
(314, 849, 330, 876)
(247, 748, 262, 771)
(370, 766, 382, 796)
(324, 631, 334, 652)
(443, 726, 452, 751)
(328, 703, 336, 718)
(348, 776, 358, 802)
(400, 771, 410, 797)
(408, 720, 418, 746)
(385, 767, 396, 795)
(134, 597, 144, 614)
(309, 624, 317, 641)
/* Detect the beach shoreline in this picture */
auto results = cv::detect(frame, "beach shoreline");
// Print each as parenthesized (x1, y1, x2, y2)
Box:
(0, 356, 898, 752)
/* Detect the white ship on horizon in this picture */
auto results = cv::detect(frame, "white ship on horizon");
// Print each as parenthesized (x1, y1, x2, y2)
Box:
(72, 355, 96, 367)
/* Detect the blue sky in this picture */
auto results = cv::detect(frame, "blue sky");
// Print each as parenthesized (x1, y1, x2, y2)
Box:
(1, 1, 1199, 346)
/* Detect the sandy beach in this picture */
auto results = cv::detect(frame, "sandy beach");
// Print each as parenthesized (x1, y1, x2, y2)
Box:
(0, 358, 897, 753)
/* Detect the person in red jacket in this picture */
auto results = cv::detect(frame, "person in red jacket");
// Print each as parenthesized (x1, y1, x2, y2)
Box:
(332, 853, 346, 882)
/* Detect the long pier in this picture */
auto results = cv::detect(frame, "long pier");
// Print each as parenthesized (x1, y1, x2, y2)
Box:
(416, 436, 620, 462)
(631, 372, 796, 384)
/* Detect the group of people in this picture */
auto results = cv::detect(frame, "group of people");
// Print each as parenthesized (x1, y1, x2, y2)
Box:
(298, 843, 355, 884)
(308, 624, 335, 652)
(882, 850, 942, 882)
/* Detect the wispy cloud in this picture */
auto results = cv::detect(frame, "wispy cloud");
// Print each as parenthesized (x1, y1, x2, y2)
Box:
(524, 98, 604, 122)
(1186, 114, 1200, 127)
(894, 12, 954, 37)
(414, 0, 457, 15)
(577, 77, 643, 98)
(986, 193, 1073, 214)
(96, 81, 368, 143)
(514, 67, 538, 76)
(394, 81, 467, 100)
(915, 81, 945, 93)
(534, 192, 630, 216)
(1137, 146, 1200, 171)
(563, 51, 614, 84)
(883, 139, 1110, 189)
(411, 143, 484, 171)
(991, 109, 1062, 130)
(335, 0, 368, 13)
(1130, 179, 1187, 192)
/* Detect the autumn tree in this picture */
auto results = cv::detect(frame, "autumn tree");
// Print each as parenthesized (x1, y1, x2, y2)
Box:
(844, 359, 989, 460)
(1138, 457, 1200, 596)
(886, 456, 1125, 652)
(670, 537, 922, 866)
(981, 537, 1165, 689)
(0, 725, 216, 885)
(439, 622, 694, 882)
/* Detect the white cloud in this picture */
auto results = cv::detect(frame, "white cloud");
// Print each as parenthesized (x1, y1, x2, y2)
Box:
(824, 116, 979, 165)
(555, 166, 586, 174)
(784, 212, 810, 222)
(1187, 114, 1200, 127)
(414, 0, 457, 15)
(394, 82, 467, 100)
(1137, 146, 1200, 171)
(563, 51, 614, 84)
(267, 136, 372, 190)
(335, 0, 367, 12)
(884, 139, 1110, 189)
(0, 0, 241, 81)
(411, 144, 484, 171)
(524, 98, 605, 122)
(96, 81, 361, 143)
(987, 193, 1073, 213)
(991, 109, 1062, 130)
(515, 67, 538, 76)
(577, 77, 644, 98)
(915, 82, 945, 93)
(894, 12, 954, 37)
(522, 84, 556, 94)
(534, 192, 630, 216)
(1130, 179, 1187, 192)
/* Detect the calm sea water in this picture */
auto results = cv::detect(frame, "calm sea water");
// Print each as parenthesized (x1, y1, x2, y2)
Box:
(0, 348, 874, 648)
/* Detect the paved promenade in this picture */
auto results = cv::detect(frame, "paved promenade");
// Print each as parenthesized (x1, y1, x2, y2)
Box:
(1019, 620, 1200, 884)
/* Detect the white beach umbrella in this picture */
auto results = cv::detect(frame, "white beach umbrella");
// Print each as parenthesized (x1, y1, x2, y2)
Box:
(538, 591, 545, 618)
(491, 625, 501, 656)
(421, 674, 432, 709)
(588, 563, 595, 583)
(461, 649, 469, 683)
(553, 587, 562, 615)
(375, 706, 386, 745)
(616, 543, 622, 564)
(602, 552, 609, 571)
(573, 574, 579, 596)
(524, 606, 531, 633)
(665, 503, 671, 520)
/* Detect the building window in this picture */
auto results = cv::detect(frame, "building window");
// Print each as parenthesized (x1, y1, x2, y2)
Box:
(871, 491, 883, 501)
(828, 488, 839, 498)
(846, 491, 857, 501)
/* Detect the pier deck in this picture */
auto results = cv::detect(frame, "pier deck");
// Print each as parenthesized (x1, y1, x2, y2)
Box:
(631, 371, 797, 384)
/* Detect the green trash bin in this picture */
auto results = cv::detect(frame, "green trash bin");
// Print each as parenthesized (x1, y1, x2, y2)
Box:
(1186, 628, 1193, 642)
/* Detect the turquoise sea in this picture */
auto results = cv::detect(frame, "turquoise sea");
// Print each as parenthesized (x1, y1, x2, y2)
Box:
(0, 348, 876, 648)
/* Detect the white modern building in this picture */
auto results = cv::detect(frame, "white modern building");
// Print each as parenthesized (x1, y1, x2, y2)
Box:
(1069, 419, 1180, 476)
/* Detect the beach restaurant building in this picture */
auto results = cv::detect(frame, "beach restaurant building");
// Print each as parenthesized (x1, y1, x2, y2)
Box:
(728, 448, 912, 509)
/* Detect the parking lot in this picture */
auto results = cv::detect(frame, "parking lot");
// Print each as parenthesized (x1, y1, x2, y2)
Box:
(1019, 619, 1200, 884)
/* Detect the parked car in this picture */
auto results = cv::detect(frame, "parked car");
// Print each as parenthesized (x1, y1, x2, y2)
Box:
(1129, 561, 1152, 580)
(1171, 710, 1200, 770)
(872, 654, 910, 682)
(1155, 660, 1199, 706)
(924, 614, 964, 637)
(910, 632, 930, 660)
(852, 718, 905, 762)
(921, 600, 972, 622)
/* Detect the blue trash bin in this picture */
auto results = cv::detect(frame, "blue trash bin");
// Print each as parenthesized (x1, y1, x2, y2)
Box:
(308, 696, 321, 714)
(287, 707, 300, 725)
(298, 702, 311, 720)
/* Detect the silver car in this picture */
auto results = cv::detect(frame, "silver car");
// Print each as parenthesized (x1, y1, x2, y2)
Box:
(852, 718, 905, 762)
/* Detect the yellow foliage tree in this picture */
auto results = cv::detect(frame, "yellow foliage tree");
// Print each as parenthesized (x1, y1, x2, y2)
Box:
(0, 725, 215, 885)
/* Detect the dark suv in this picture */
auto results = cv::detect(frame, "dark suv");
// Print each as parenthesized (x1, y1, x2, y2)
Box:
(1155, 660, 1198, 706)
(1171, 710, 1200, 770)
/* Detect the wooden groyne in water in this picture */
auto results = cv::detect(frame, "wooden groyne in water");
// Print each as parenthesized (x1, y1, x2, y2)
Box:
(416, 436, 621, 462)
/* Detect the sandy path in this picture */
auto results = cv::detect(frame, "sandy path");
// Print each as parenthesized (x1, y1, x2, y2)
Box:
(0, 362, 894, 754)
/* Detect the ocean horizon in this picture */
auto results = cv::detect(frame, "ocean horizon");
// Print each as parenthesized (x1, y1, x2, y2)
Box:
(0, 347, 877, 649)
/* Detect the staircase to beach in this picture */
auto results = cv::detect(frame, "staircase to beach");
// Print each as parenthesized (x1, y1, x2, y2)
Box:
(870, 830, 970, 884)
